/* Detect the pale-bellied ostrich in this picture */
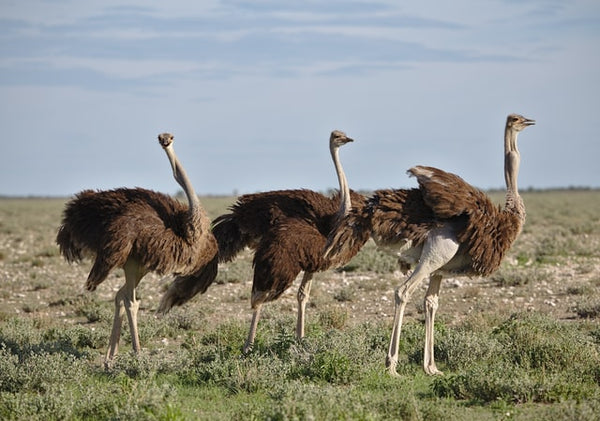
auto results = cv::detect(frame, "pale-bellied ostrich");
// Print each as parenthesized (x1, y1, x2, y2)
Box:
(325, 114, 535, 375)
(56, 133, 218, 368)
(158, 130, 366, 353)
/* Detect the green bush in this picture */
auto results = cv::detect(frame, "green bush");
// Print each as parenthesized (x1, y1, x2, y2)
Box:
(493, 312, 600, 373)
(42, 324, 105, 350)
(432, 312, 600, 404)
(0, 346, 86, 394)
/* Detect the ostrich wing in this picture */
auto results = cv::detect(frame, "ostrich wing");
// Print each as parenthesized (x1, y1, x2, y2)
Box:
(409, 165, 522, 275)
(408, 165, 485, 219)
(232, 189, 337, 232)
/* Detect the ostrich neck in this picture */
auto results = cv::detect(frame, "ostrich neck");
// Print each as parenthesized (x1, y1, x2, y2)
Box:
(504, 127, 521, 194)
(165, 147, 200, 213)
(504, 127, 524, 221)
(331, 145, 351, 218)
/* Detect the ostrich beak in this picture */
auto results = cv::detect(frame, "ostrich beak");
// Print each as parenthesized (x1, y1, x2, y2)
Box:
(523, 118, 535, 126)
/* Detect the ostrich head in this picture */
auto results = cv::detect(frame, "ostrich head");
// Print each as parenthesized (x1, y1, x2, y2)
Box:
(330, 130, 354, 149)
(157, 131, 200, 211)
(506, 114, 535, 132)
(158, 133, 174, 148)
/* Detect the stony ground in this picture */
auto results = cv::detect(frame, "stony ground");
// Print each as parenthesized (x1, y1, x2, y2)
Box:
(1, 192, 599, 353)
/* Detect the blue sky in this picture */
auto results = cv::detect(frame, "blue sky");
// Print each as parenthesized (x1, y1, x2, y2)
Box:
(1, 0, 599, 197)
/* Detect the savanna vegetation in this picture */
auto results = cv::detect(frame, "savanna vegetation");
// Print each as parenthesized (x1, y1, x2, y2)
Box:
(0, 190, 599, 420)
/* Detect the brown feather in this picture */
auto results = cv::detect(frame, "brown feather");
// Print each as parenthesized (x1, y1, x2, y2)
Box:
(156, 254, 219, 312)
(158, 188, 367, 313)
(408, 165, 524, 275)
(325, 188, 438, 268)
(408, 166, 484, 219)
(327, 168, 524, 277)
(370, 188, 439, 247)
(56, 187, 217, 291)
(251, 217, 327, 306)
(455, 198, 523, 275)
(228, 189, 364, 301)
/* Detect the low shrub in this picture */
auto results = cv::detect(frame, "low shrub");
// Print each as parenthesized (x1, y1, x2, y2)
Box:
(573, 297, 600, 319)
(432, 312, 600, 403)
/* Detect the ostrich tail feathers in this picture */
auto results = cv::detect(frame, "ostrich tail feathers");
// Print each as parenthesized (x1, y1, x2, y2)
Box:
(324, 210, 371, 269)
(212, 213, 249, 263)
(156, 255, 218, 314)
(56, 224, 84, 263)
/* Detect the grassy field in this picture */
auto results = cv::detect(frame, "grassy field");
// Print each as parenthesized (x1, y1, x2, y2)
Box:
(1, 190, 600, 420)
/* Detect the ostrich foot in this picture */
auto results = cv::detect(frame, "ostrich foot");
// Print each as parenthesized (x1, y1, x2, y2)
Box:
(242, 342, 254, 355)
(424, 364, 443, 376)
(387, 367, 401, 378)
(385, 356, 401, 377)
(103, 358, 114, 371)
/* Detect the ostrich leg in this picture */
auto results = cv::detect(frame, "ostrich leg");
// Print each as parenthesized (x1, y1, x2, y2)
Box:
(296, 271, 314, 340)
(105, 259, 145, 368)
(105, 288, 126, 368)
(385, 267, 428, 376)
(244, 304, 263, 353)
(423, 274, 443, 375)
(386, 228, 459, 376)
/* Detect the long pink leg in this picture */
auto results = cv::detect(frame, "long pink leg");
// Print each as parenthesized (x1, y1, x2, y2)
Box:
(244, 303, 262, 354)
(104, 259, 145, 369)
(424, 274, 443, 375)
(385, 265, 429, 376)
(386, 228, 459, 376)
(123, 260, 145, 354)
(105, 287, 126, 368)
(296, 272, 314, 340)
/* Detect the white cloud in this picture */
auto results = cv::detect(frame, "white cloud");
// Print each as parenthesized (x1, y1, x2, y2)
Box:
(0, 0, 598, 195)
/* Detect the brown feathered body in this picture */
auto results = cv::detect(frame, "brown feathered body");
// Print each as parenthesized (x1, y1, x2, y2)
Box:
(158, 188, 367, 312)
(221, 188, 366, 305)
(327, 165, 525, 277)
(248, 189, 366, 305)
(56, 187, 218, 291)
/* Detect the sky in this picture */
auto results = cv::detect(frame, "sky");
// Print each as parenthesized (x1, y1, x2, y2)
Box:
(1, 0, 599, 197)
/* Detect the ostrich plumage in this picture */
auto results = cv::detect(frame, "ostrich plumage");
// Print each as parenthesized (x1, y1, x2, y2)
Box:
(56, 133, 217, 367)
(325, 114, 535, 375)
(159, 130, 366, 353)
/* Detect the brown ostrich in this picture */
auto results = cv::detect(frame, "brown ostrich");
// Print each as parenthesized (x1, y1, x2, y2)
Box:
(325, 114, 535, 375)
(56, 133, 218, 368)
(158, 130, 366, 353)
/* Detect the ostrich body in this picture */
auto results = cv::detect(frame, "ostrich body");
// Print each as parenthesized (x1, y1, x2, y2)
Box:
(56, 133, 217, 367)
(159, 130, 365, 353)
(325, 114, 534, 375)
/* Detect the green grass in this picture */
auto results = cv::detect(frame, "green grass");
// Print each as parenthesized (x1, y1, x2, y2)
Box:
(0, 190, 599, 420)
(1, 312, 600, 420)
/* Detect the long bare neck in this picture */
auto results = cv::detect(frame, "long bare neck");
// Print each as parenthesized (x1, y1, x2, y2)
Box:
(504, 126, 520, 193)
(504, 126, 525, 220)
(164, 146, 200, 213)
(330, 144, 351, 218)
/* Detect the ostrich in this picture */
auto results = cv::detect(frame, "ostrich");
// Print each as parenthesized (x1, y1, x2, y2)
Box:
(158, 130, 366, 353)
(325, 114, 535, 375)
(56, 133, 218, 368)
